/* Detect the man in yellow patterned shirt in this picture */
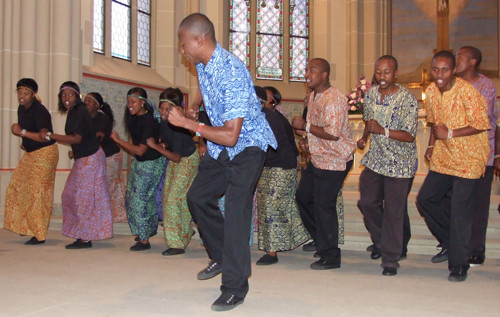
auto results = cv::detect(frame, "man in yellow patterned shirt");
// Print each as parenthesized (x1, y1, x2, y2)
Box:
(416, 50, 489, 282)
(292, 58, 356, 270)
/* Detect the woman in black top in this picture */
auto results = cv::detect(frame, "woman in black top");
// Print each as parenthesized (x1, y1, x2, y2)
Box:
(41, 81, 113, 249)
(147, 87, 200, 256)
(110, 87, 166, 251)
(84, 92, 126, 223)
(255, 86, 310, 265)
(4, 78, 59, 245)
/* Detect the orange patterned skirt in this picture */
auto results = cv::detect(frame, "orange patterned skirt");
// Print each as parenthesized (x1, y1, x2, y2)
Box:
(4, 144, 59, 241)
(106, 151, 127, 222)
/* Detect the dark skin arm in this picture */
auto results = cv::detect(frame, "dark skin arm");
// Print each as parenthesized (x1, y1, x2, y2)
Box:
(167, 105, 243, 147)
(11, 124, 48, 143)
(291, 116, 340, 141)
(40, 130, 82, 145)
(494, 126, 500, 170)
(110, 131, 148, 157)
(146, 137, 181, 163)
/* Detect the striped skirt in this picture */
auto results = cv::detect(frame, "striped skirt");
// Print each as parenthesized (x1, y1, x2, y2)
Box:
(4, 144, 59, 241)
(126, 156, 166, 241)
(106, 151, 127, 222)
(257, 167, 310, 252)
(162, 151, 200, 249)
(62, 148, 113, 241)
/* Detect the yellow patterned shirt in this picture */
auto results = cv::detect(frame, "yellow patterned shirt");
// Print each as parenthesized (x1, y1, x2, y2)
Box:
(307, 86, 356, 171)
(425, 77, 489, 179)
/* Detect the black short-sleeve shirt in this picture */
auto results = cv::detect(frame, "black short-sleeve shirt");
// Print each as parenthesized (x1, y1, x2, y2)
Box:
(65, 103, 100, 159)
(129, 113, 161, 161)
(18, 100, 56, 152)
(262, 107, 298, 169)
(92, 112, 120, 157)
(159, 121, 196, 158)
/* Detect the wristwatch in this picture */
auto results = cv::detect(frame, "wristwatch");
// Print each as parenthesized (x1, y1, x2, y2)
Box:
(46, 132, 52, 141)
(21, 129, 26, 136)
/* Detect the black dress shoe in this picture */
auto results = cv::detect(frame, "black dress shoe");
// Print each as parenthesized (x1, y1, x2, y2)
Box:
(382, 267, 397, 276)
(197, 260, 222, 280)
(448, 266, 468, 282)
(468, 254, 485, 267)
(130, 242, 151, 251)
(211, 293, 244, 311)
(256, 254, 278, 265)
(302, 241, 316, 252)
(310, 259, 340, 270)
(399, 252, 407, 261)
(313, 252, 320, 258)
(370, 246, 382, 260)
(431, 249, 448, 263)
(65, 239, 92, 249)
(161, 248, 185, 256)
(25, 237, 45, 245)
(366, 244, 375, 252)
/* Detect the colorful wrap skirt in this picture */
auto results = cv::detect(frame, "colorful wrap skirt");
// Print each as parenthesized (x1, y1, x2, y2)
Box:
(62, 148, 113, 240)
(257, 167, 310, 252)
(106, 151, 127, 222)
(4, 144, 59, 241)
(162, 150, 200, 249)
(126, 156, 166, 241)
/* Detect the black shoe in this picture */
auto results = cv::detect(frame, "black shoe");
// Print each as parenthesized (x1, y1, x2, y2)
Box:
(382, 267, 397, 276)
(370, 246, 382, 260)
(65, 239, 92, 249)
(399, 252, 407, 261)
(197, 260, 222, 280)
(313, 252, 320, 258)
(302, 241, 316, 252)
(25, 237, 45, 245)
(161, 248, 185, 256)
(256, 254, 278, 266)
(310, 259, 340, 270)
(211, 293, 244, 312)
(431, 249, 448, 263)
(436, 243, 442, 250)
(366, 244, 375, 252)
(468, 254, 485, 267)
(448, 267, 468, 282)
(130, 242, 151, 251)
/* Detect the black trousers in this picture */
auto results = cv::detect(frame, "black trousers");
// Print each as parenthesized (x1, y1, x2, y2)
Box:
(416, 171, 477, 270)
(469, 166, 493, 256)
(296, 160, 353, 263)
(358, 168, 413, 269)
(187, 147, 265, 298)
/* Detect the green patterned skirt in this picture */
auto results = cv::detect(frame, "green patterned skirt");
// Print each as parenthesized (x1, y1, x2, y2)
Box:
(256, 167, 310, 252)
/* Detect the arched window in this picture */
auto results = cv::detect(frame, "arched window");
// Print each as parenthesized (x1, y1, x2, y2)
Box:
(229, 0, 309, 82)
(93, 0, 151, 66)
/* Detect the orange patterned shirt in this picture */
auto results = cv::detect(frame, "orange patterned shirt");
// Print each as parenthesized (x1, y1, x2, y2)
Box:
(425, 77, 489, 179)
(307, 86, 356, 171)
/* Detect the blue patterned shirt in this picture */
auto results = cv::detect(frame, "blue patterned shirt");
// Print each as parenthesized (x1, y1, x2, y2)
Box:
(361, 85, 418, 178)
(196, 43, 277, 159)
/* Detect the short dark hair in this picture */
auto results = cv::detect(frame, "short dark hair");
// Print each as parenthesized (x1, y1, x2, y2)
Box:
(432, 50, 456, 69)
(376, 55, 398, 71)
(459, 46, 482, 70)
(263, 86, 282, 106)
(310, 58, 330, 77)
(179, 13, 216, 43)
(159, 87, 184, 108)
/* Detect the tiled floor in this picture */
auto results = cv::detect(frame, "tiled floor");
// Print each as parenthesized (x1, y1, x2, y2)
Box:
(1, 229, 499, 317)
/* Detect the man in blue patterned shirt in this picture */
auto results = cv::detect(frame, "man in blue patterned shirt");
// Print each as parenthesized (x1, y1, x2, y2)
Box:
(357, 55, 418, 277)
(168, 13, 277, 312)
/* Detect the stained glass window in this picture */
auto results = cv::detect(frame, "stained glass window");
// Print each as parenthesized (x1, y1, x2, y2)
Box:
(289, 0, 309, 82)
(137, 0, 151, 65)
(256, 0, 283, 80)
(229, 0, 251, 67)
(93, 0, 105, 54)
(111, 0, 131, 60)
